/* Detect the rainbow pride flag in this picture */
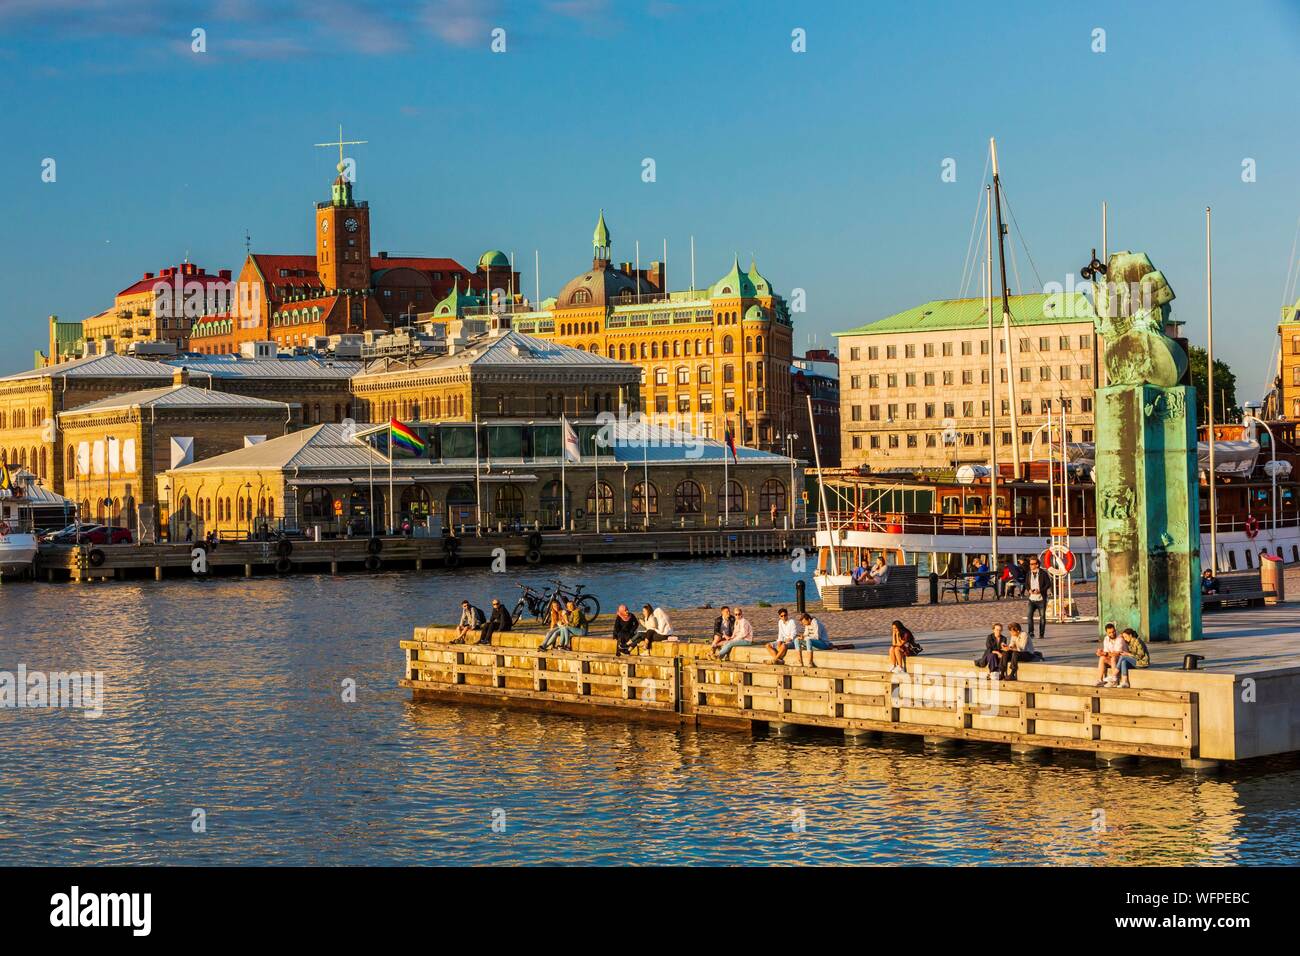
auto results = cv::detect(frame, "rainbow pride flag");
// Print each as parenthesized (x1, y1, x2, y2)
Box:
(389, 419, 425, 457)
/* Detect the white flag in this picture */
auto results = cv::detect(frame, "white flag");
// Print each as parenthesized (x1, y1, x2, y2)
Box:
(562, 417, 581, 463)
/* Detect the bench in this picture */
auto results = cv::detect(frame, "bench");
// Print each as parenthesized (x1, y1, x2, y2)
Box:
(822, 565, 918, 611)
(1201, 570, 1275, 610)
(941, 570, 998, 602)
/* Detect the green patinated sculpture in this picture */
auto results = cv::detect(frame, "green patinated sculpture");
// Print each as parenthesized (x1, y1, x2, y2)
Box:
(1088, 251, 1203, 643)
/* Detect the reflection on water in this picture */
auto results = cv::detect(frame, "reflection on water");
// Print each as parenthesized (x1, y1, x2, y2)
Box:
(1, 558, 1298, 865)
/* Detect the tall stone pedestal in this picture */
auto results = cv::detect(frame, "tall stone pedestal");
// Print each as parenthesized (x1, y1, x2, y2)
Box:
(1095, 383, 1202, 643)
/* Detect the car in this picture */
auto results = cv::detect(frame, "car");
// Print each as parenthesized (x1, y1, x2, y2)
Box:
(46, 523, 133, 545)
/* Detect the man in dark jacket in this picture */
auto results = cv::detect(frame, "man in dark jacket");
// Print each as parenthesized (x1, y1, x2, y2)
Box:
(1024, 557, 1053, 640)
(612, 604, 639, 656)
(478, 598, 512, 645)
(709, 606, 735, 655)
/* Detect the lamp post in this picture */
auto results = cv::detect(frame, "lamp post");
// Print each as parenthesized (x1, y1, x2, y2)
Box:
(1242, 414, 1278, 534)
(781, 431, 799, 528)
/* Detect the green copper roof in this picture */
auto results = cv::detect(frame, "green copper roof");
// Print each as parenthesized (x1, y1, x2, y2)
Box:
(592, 209, 610, 251)
(746, 259, 772, 296)
(835, 292, 1096, 337)
(478, 249, 510, 270)
(432, 277, 485, 318)
(710, 255, 758, 299)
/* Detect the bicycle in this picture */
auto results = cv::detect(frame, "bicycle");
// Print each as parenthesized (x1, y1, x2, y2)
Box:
(512, 579, 600, 626)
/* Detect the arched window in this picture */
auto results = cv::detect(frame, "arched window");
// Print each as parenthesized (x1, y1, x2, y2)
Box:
(651, 342, 659, 358)
(494, 484, 524, 519)
(631, 480, 658, 515)
(723, 364, 734, 383)
(400, 486, 432, 518)
(590, 342, 599, 353)
(745, 337, 753, 352)
(721, 479, 745, 513)
(540, 479, 569, 528)
(572, 289, 591, 304)
(722, 335, 734, 354)
(654, 367, 668, 386)
(446, 482, 477, 527)
(676, 366, 689, 386)
(673, 340, 681, 357)
(66, 446, 76, 477)
(699, 365, 713, 385)
(755, 334, 763, 351)
(639, 343, 647, 360)
(674, 479, 703, 514)
(706, 339, 715, 355)
(301, 487, 335, 520)
(618, 344, 627, 360)
(759, 478, 787, 514)
(586, 480, 614, 515)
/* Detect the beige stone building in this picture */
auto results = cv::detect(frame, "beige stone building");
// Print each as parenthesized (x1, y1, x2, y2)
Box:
(836, 293, 1101, 471)
(58, 369, 298, 531)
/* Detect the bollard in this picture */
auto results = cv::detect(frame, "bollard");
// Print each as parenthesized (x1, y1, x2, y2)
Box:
(795, 579, 806, 615)
(929, 572, 939, 605)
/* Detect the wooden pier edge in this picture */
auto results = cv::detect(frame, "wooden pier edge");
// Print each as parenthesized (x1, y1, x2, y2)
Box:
(400, 633, 1210, 763)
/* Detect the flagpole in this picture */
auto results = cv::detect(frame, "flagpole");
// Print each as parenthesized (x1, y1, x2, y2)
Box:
(560, 414, 568, 532)
(387, 420, 394, 535)
(474, 414, 483, 533)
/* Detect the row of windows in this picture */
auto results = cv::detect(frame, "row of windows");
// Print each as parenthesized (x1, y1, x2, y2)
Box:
(847, 334, 1093, 362)
(851, 428, 1096, 450)
(644, 363, 766, 387)
(0, 407, 44, 430)
(850, 396, 1094, 422)
(850, 364, 1093, 389)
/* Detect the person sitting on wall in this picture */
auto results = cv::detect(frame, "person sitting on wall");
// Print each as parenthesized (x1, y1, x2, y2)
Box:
(1115, 628, 1150, 688)
(851, 561, 871, 585)
(714, 607, 756, 660)
(454, 599, 486, 644)
(974, 624, 1005, 676)
(555, 600, 588, 651)
(869, 556, 889, 584)
(1095, 622, 1125, 687)
(628, 604, 672, 654)
(999, 622, 1037, 679)
(477, 598, 512, 646)
(612, 604, 639, 656)
(538, 599, 567, 651)
(1201, 569, 1220, 594)
(889, 619, 920, 674)
(710, 606, 736, 655)
(766, 608, 799, 663)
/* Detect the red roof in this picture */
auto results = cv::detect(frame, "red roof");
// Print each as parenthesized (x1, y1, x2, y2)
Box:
(370, 256, 469, 273)
(116, 264, 232, 298)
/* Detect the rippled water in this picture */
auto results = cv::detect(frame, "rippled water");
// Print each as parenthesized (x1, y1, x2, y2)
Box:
(2, 557, 1298, 865)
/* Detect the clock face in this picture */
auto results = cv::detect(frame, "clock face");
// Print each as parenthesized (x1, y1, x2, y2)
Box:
(320, 218, 329, 232)
(345, 218, 359, 233)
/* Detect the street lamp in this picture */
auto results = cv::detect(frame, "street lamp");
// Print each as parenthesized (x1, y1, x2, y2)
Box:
(1242, 415, 1279, 533)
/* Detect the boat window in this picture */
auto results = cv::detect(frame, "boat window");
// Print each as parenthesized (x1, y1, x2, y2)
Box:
(964, 497, 983, 515)
(941, 496, 960, 515)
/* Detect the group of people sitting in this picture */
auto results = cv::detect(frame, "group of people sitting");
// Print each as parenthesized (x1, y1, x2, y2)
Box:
(850, 556, 890, 586)
(972, 622, 1043, 680)
(611, 604, 674, 656)
(453, 598, 514, 645)
(708, 606, 841, 665)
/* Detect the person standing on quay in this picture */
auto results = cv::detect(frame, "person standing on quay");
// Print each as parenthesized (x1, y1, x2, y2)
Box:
(1024, 556, 1052, 641)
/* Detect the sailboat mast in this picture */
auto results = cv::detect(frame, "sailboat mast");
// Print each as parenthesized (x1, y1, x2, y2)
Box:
(991, 137, 1022, 475)
(985, 185, 999, 568)
(1206, 206, 1219, 573)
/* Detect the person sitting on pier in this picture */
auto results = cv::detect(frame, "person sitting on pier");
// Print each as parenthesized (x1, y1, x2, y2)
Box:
(477, 598, 513, 646)
(714, 607, 755, 660)
(795, 612, 835, 666)
(454, 599, 487, 643)
(973, 624, 1004, 676)
(612, 604, 640, 656)
(539, 599, 569, 651)
(997, 559, 1018, 598)
(1201, 569, 1220, 595)
(869, 556, 889, 584)
(851, 561, 871, 585)
(710, 606, 736, 654)
(628, 604, 672, 654)
(1000, 622, 1036, 680)
(1115, 628, 1150, 688)
(889, 619, 919, 674)
(1095, 622, 1125, 687)
(765, 608, 799, 662)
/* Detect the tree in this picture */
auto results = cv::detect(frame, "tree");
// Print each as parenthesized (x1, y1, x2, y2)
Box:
(1186, 345, 1239, 425)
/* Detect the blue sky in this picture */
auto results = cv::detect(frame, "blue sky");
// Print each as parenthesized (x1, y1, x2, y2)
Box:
(3, 0, 1300, 398)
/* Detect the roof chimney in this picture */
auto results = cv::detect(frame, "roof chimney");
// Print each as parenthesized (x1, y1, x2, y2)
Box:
(172, 367, 189, 388)
(143, 271, 154, 280)
(219, 269, 232, 280)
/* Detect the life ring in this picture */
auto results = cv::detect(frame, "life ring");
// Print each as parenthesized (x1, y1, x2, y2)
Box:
(275, 539, 293, 558)
(1040, 545, 1076, 577)
(525, 548, 542, 564)
(1244, 514, 1259, 540)
(274, 557, 292, 574)
(365, 554, 382, 572)
(88, 548, 105, 567)
(366, 537, 383, 555)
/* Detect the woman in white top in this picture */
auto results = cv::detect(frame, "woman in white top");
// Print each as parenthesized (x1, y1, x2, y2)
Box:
(627, 604, 673, 653)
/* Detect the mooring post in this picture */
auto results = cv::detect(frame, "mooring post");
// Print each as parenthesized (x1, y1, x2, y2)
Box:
(795, 579, 806, 615)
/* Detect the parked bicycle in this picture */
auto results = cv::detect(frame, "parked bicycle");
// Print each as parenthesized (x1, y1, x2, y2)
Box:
(512, 579, 601, 626)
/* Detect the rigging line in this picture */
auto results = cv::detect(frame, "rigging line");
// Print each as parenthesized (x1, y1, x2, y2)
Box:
(999, 184, 1044, 292)
(959, 200, 990, 299)
(1285, 215, 1300, 307)
(957, 152, 993, 297)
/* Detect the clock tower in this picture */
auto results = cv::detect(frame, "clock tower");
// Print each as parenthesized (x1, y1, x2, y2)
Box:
(316, 168, 371, 292)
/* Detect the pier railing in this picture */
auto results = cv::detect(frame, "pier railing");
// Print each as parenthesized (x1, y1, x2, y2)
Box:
(819, 511, 1095, 539)
(401, 635, 1201, 761)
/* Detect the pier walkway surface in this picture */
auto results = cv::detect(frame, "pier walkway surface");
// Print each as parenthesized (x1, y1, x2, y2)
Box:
(406, 566, 1300, 765)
